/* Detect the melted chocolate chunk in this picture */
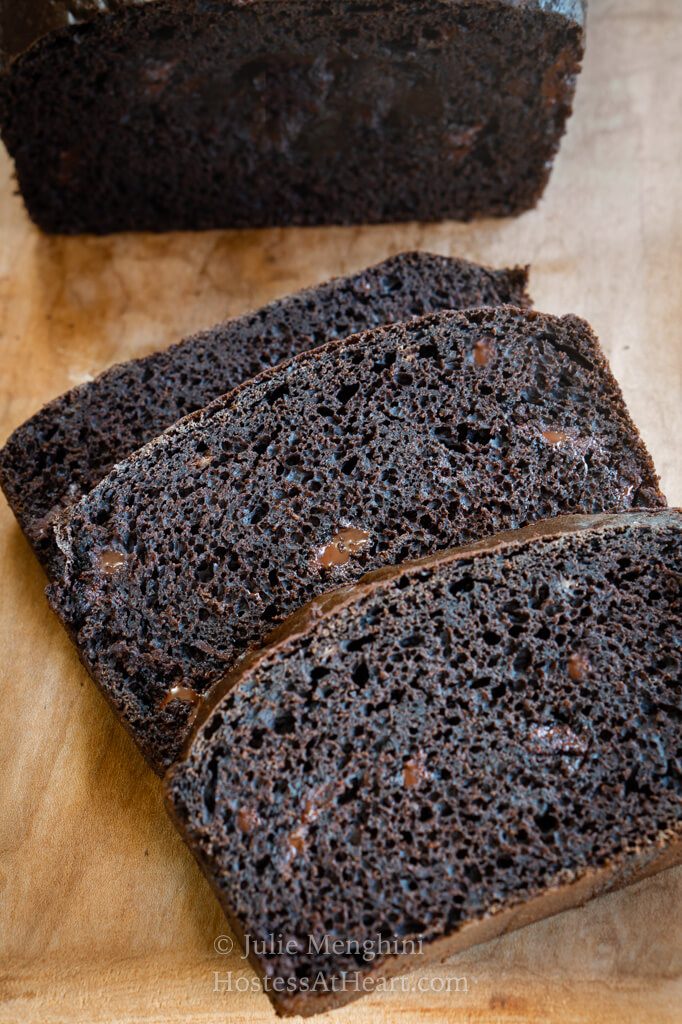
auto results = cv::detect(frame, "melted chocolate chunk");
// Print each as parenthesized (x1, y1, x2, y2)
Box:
(97, 549, 127, 575)
(316, 528, 371, 569)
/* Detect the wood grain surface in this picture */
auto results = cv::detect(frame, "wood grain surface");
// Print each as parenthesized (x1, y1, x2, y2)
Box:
(1, 1, 681, 1021)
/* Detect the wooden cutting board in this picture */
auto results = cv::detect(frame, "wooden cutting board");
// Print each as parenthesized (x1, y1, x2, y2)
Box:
(1, 1, 680, 1021)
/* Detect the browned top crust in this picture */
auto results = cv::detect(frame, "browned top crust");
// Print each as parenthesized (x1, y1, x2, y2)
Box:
(1, 1, 586, 66)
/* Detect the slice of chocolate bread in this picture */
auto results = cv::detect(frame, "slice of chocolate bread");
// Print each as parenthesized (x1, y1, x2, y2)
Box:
(47, 307, 665, 774)
(0, 1, 584, 234)
(0, 252, 530, 574)
(166, 510, 682, 1017)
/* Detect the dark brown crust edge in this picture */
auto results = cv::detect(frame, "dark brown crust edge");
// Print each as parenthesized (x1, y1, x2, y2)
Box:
(167, 806, 681, 1018)
(164, 509, 681, 1016)
(0, 0, 586, 67)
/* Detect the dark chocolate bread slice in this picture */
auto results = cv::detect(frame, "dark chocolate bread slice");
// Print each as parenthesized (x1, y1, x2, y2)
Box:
(0, 0, 584, 234)
(0, 252, 530, 573)
(47, 307, 665, 774)
(166, 510, 682, 1017)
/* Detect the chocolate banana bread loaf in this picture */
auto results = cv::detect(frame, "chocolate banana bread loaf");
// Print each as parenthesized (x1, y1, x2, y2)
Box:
(47, 307, 664, 773)
(0, 0, 585, 234)
(0, 252, 530, 574)
(166, 510, 682, 1017)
